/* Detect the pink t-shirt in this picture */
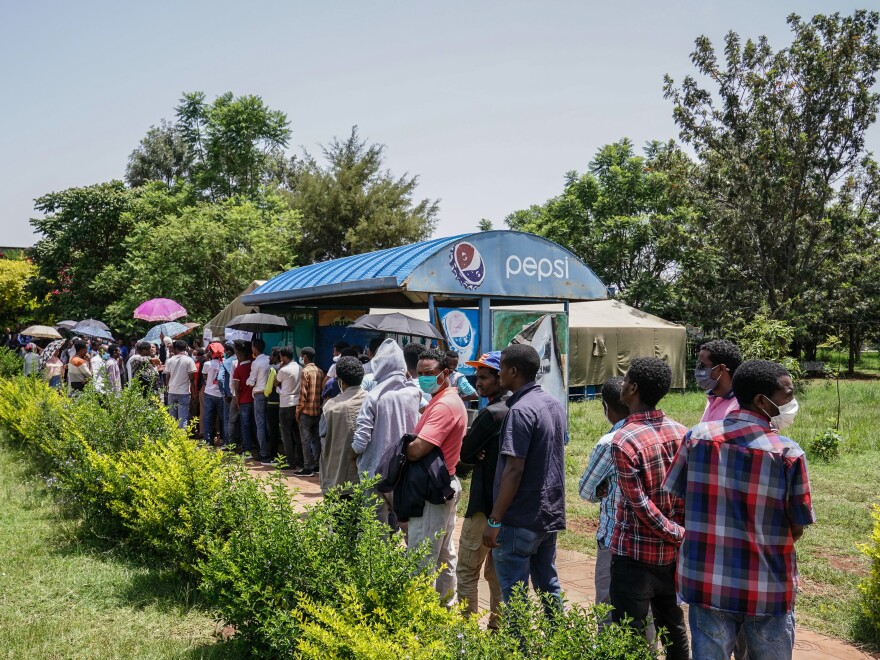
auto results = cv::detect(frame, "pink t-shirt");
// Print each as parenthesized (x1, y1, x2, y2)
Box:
(413, 387, 467, 475)
(700, 391, 740, 423)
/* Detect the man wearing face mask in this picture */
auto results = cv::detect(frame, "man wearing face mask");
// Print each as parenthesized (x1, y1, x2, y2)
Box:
(695, 339, 742, 423)
(405, 348, 468, 603)
(663, 360, 813, 660)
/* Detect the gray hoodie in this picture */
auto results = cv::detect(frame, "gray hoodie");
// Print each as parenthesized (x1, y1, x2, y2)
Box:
(352, 339, 421, 478)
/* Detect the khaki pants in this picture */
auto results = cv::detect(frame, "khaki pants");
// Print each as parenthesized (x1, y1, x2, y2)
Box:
(456, 512, 502, 628)
(407, 477, 461, 604)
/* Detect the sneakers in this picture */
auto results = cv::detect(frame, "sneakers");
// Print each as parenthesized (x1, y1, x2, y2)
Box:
(260, 460, 274, 466)
(294, 468, 315, 477)
(242, 451, 253, 460)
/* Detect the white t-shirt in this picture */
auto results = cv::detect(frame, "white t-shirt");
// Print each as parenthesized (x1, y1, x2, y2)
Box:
(203, 359, 222, 397)
(165, 354, 197, 395)
(247, 353, 271, 391)
(275, 361, 302, 408)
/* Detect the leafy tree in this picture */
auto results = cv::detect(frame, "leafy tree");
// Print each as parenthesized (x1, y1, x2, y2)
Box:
(125, 119, 193, 187)
(663, 11, 880, 337)
(288, 127, 438, 264)
(0, 258, 42, 326)
(478, 218, 493, 231)
(98, 194, 299, 334)
(506, 139, 706, 317)
(176, 91, 291, 200)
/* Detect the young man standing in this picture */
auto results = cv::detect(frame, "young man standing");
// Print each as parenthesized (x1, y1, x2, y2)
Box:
(296, 347, 324, 476)
(232, 342, 255, 459)
(164, 340, 197, 429)
(247, 337, 272, 464)
(202, 342, 225, 446)
(275, 346, 302, 470)
(696, 339, 743, 423)
(609, 357, 689, 660)
(664, 360, 813, 660)
(353, 338, 421, 523)
(456, 351, 507, 627)
(444, 350, 478, 401)
(67, 341, 92, 393)
(405, 348, 468, 602)
(105, 344, 122, 393)
(579, 376, 632, 628)
(320, 356, 367, 494)
(482, 344, 567, 612)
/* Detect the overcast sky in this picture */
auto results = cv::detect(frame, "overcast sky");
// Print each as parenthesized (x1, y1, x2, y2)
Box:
(2, 1, 877, 247)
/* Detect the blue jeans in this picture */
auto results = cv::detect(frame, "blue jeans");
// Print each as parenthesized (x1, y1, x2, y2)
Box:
(203, 394, 223, 445)
(690, 605, 795, 660)
(253, 392, 269, 460)
(492, 526, 562, 614)
(238, 401, 254, 453)
(298, 412, 321, 470)
(167, 393, 191, 429)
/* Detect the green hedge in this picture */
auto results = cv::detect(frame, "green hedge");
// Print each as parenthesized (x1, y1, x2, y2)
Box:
(0, 376, 660, 659)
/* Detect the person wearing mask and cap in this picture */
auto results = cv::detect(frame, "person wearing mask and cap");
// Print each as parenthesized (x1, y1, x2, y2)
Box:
(664, 360, 812, 660)
(695, 339, 743, 423)
(455, 351, 508, 628)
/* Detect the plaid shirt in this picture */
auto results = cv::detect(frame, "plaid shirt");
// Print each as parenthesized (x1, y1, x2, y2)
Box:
(663, 410, 816, 615)
(610, 410, 686, 565)
(579, 419, 626, 547)
(297, 363, 324, 416)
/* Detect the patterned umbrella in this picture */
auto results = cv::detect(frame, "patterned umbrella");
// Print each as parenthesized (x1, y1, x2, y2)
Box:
(73, 322, 114, 341)
(144, 321, 190, 343)
(134, 298, 187, 322)
(39, 339, 66, 371)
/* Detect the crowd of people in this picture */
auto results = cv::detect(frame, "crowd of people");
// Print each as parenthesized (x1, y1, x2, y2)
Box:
(7, 325, 813, 659)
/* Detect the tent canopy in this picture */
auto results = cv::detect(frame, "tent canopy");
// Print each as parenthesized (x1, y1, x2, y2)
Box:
(370, 300, 686, 389)
(205, 280, 265, 339)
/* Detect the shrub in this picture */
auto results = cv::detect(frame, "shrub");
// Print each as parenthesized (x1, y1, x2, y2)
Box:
(0, 347, 23, 378)
(858, 504, 880, 641)
(809, 428, 843, 463)
(735, 311, 803, 382)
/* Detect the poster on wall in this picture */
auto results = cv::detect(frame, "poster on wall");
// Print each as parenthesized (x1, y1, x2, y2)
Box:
(493, 311, 569, 410)
(438, 308, 480, 375)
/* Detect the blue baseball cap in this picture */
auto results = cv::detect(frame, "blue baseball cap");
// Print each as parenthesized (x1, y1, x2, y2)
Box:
(465, 350, 502, 371)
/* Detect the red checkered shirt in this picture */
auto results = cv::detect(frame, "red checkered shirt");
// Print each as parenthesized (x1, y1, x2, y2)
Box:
(610, 409, 686, 565)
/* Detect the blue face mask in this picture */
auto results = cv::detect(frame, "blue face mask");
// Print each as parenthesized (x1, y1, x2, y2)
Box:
(418, 374, 441, 395)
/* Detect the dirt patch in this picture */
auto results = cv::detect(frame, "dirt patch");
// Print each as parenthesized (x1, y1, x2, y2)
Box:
(565, 518, 599, 536)
(818, 549, 869, 576)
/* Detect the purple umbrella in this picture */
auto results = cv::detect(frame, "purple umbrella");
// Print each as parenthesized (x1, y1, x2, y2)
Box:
(134, 298, 187, 322)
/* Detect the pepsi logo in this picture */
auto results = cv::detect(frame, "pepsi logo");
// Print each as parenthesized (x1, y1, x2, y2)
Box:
(449, 242, 485, 290)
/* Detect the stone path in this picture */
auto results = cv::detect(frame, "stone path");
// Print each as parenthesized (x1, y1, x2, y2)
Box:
(250, 464, 878, 659)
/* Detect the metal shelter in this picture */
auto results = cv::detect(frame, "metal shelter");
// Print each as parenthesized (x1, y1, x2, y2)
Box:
(241, 230, 607, 361)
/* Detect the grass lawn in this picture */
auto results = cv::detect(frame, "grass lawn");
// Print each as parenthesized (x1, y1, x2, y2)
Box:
(0, 447, 234, 659)
(556, 379, 880, 648)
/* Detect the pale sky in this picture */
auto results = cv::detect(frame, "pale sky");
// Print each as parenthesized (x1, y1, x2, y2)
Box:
(2, 1, 877, 247)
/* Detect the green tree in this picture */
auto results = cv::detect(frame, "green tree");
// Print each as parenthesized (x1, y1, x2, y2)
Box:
(0, 258, 42, 326)
(663, 11, 880, 336)
(176, 91, 291, 200)
(288, 127, 438, 264)
(506, 139, 706, 317)
(125, 119, 193, 187)
(98, 194, 300, 334)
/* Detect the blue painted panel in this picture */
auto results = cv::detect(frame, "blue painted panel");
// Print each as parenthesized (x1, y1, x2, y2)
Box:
(404, 231, 606, 300)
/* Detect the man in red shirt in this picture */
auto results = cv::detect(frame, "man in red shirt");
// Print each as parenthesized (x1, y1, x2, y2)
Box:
(405, 348, 467, 602)
(231, 341, 255, 459)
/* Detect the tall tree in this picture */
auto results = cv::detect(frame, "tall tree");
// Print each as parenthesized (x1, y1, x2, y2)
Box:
(289, 127, 438, 264)
(506, 139, 706, 318)
(125, 119, 193, 187)
(0, 257, 42, 326)
(176, 92, 291, 200)
(663, 11, 880, 334)
(98, 195, 300, 334)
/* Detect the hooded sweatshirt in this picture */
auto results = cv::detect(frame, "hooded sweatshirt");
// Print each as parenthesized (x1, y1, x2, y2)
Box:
(352, 339, 422, 478)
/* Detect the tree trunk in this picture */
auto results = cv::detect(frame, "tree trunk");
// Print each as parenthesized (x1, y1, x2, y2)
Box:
(848, 325, 856, 375)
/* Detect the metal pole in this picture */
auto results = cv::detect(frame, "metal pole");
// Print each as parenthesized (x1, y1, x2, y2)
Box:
(428, 294, 436, 326)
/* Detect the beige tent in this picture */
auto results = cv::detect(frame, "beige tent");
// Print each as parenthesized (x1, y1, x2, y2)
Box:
(205, 280, 265, 340)
(372, 300, 686, 390)
(566, 300, 686, 390)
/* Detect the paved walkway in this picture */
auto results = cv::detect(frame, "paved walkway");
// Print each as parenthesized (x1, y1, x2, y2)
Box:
(250, 464, 878, 659)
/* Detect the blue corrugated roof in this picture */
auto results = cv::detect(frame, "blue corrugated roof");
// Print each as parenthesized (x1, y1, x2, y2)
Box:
(252, 234, 470, 296)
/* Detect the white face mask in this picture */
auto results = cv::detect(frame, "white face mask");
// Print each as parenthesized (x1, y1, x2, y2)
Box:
(762, 397, 799, 430)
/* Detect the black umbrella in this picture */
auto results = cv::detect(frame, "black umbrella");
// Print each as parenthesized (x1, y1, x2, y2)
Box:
(349, 312, 444, 341)
(226, 313, 289, 333)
